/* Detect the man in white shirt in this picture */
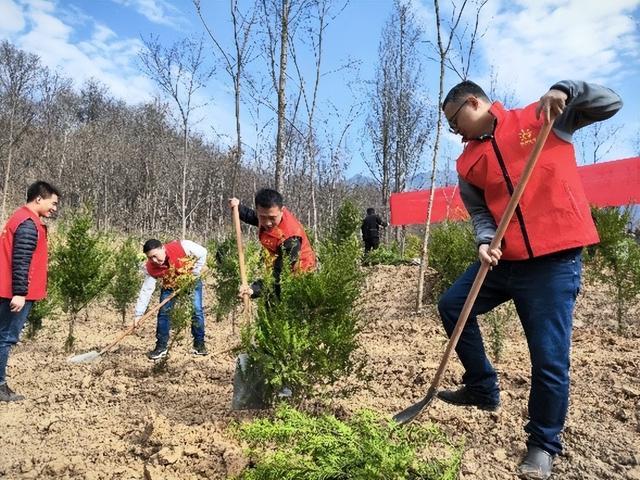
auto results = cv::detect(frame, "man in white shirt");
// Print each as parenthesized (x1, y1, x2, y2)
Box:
(134, 238, 207, 360)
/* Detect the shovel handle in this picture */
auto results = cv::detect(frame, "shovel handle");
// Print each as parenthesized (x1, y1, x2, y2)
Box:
(232, 204, 251, 311)
(97, 289, 180, 355)
(426, 120, 555, 398)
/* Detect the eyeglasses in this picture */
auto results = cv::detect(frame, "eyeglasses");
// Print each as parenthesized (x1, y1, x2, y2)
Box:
(447, 98, 469, 134)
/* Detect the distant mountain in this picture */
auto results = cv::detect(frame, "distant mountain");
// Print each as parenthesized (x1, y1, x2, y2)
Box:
(347, 173, 378, 187)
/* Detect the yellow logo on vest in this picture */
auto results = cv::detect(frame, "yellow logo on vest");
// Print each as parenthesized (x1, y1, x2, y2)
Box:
(519, 128, 536, 146)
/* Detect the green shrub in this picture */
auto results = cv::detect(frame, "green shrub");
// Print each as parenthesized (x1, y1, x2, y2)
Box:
(428, 221, 476, 296)
(333, 199, 361, 244)
(362, 244, 410, 266)
(586, 207, 640, 332)
(109, 238, 142, 324)
(210, 237, 263, 321)
(234, 404, 462, 480)
(404, 233, 423, 259)
(51, 209, 113, 351)
(241, 237, 364, 403)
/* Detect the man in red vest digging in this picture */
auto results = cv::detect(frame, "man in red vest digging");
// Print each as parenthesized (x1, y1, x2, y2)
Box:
(229, 188, 316, 298)
(435, 80, 622, 479)
(134, 239, 208, 360)
(0, 181, 60, 402)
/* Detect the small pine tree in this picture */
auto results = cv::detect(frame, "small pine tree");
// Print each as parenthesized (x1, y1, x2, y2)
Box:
(51, 209, 113, 351)
(428, 221, 477, 296)
(109, 238, 143, 324)
(333, 199, 361, 245)
(241, 230, 365, 403)
(586, 207, 640, 332)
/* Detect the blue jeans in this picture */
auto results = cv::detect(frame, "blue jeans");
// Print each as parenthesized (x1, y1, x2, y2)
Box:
(438, 249, 582, 455)
(0, 298, 34, 385)
(156, 280, 205, 348)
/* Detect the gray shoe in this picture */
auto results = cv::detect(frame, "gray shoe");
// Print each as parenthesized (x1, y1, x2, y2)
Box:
(518, 446, 554, 479)
(192, 342, 208, 356)
(0, 383, 25, 402)
(146, 345, 168, 360)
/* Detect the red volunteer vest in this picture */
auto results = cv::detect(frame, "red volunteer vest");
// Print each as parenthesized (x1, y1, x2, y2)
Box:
(456, 102, 599, 260)
(258, 208, 317, 272)
(0, 206, 49, 300)
(145, 240, 188, 279)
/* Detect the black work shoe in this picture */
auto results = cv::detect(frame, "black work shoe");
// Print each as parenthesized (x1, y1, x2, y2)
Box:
(0, 383, 25, 402)
(518, 446, 554, 479)
(192, 342, 208, 356)
(437, 385, 500, 411)
(146, 346, 168, 360)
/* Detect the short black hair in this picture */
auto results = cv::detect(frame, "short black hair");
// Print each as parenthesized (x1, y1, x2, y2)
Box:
(442, 80, 490, 110)
(143, 239, 163, 253)
(255, 188, 283, 209)
(26, 181, 61, 202)
(367, 207, 375, 215)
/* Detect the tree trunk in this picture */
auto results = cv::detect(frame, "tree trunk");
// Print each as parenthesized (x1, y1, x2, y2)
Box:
(274, 0, 290, 192)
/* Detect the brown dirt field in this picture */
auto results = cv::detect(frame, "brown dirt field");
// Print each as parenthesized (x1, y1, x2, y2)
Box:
(1, 265, 639, 479)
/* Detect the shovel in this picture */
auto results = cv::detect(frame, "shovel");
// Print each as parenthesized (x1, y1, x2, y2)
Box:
(67, 289, 180, 364)
(393, 119, 555, 425)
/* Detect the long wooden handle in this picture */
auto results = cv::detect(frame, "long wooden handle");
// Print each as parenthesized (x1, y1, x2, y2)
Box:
(425, 120, 555, 397)
(98, 289, 179, 355)
(232, 204, 251, 311)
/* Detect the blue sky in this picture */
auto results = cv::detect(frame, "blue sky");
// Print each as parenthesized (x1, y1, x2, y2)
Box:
(1, 0, 639, 180)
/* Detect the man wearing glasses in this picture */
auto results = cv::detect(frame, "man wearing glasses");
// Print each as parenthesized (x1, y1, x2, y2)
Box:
(434, 80, 621, 479)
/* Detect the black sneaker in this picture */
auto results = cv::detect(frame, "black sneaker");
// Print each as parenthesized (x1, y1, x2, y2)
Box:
(518, 446, 554, 479)
(0, 383, 25, 402)
(192, 342, 208, 356)
(437, 385, 500, 411)
(146, 346, 168, 360)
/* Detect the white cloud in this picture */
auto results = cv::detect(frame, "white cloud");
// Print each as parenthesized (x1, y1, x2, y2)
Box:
(7, 0, 154, 104)
(0, 0, 26, 35)
(110, 0, 183, 28)
(478, 0, 640, 102)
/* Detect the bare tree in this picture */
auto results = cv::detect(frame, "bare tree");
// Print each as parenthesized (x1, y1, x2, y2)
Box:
(194, 0, 257, 195)
(0, 41, 40, 223)
(574, 122, 623, 165)
(416, 0, 487, 311)
(139, 36, 214, 237)
(366, 0, 431, 244)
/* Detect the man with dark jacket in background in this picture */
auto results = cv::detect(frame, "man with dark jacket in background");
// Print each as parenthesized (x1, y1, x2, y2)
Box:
(0, 181, 60, 402)
(361, 207, 387, 253)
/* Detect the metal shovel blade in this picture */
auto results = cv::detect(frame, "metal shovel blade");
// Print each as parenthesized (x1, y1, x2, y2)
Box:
(67, 350, 101, 364)
(392, 390, 436, 425)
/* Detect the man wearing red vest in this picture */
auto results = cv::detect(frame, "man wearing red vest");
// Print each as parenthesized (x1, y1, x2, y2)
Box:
(133, 239, 208, 360)
(0, 181, 60, 402)
(436, 80, 621, 479)
(229, 188, 316, 299)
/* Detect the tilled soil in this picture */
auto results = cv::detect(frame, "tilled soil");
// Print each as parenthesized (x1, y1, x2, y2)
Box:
(1, 265, 638, 479)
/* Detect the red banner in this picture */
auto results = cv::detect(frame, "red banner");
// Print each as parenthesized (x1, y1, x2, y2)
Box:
(390, 157, 640, 226)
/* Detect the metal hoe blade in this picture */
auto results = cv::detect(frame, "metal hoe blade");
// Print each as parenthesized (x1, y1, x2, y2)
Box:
(392, 390, 436, 425)
(67, 350, 101, 364)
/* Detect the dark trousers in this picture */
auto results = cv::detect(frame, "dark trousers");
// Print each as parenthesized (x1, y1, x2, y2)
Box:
(156, 280, 205, 348)
(437, 249, 582, 454)
(363, 237, 380, 254)
(0, 298, 34, 385)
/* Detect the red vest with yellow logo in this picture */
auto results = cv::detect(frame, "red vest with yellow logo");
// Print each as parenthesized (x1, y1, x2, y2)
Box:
(456, 102, 599, 260)
(146, 240, 188, 279)
(258, 208, 317, 271)
(0, 206, 49, 300)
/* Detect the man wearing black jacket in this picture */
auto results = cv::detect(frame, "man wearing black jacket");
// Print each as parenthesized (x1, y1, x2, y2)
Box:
(0, 181, 60, 402)
(361, 207, 387, 254)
